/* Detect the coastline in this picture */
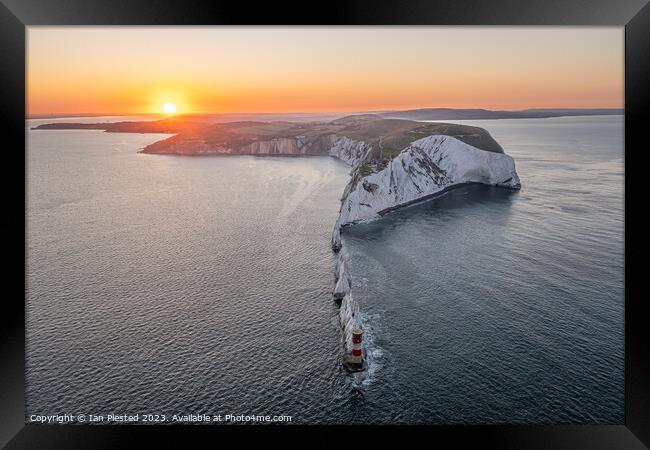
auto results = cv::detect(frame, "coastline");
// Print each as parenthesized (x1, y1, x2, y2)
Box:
(30, 117, 520, 378)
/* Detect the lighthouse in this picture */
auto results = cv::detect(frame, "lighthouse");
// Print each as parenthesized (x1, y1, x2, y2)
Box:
(343, 327, 366, 372)
(351, 328, 363, 363)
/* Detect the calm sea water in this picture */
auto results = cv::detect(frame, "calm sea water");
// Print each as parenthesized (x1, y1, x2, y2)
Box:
(26, 115, 623, 424)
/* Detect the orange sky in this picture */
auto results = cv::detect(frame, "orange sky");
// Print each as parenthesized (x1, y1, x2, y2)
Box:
(27, 27, 624, 116)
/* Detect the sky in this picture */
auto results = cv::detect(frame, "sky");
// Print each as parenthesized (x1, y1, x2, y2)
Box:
(27, 27, 624, 116)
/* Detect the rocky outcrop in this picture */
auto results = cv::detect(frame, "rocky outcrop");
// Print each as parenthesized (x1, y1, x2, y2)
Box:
(328, 136, 372, 170)
(333, 252, 352, 301)
(331, 226, 342, 252)
(333, 135, 520, 230)
(333, 252, 359, 354)
(339, 292, 362, 354)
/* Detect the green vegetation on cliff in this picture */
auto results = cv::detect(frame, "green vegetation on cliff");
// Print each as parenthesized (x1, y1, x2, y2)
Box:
(33, 113, 503, 159)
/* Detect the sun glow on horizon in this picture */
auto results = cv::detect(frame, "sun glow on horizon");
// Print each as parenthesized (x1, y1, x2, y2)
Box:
(162, 102, 177, 114)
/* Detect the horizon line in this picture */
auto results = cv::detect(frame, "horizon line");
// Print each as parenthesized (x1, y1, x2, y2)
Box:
(27, 106, 625, 120)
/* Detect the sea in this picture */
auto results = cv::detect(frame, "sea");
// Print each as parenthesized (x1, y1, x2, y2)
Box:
(26, 115, 624, 424)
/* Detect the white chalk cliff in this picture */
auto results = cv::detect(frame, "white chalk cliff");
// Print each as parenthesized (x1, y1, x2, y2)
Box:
(333, 252, 352, 301)
(235, 135, 371, 169)
(327, 136, 373, 170)
(334, 252, 359, 355)
(331, 135, 520, 251)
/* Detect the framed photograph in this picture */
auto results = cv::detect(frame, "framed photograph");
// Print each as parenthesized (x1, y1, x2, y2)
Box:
(2, 0, 648, 447)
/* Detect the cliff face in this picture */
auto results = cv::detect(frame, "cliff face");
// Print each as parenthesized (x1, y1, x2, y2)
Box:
(335, 135, 520, 227)
(327, 136, 372, 170)
(240, 135, 334, 156)
(141, 133, 373, 168)
(239, 134, 372, 167)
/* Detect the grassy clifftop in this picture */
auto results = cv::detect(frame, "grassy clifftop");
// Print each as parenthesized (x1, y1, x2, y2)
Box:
(331, 115, 503, 159)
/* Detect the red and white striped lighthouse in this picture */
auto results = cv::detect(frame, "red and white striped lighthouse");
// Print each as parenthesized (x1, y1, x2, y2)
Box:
(351, 328, 363, 364)
(342, 327, 365, 372)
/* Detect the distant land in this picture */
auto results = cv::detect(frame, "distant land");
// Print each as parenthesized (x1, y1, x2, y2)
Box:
(377, 108, 624, 121)
(27, 113, 154, 119)
(32, 114, 505, 161)
(28, 107, 623, 122)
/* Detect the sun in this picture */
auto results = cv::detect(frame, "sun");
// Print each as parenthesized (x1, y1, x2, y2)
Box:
(162, 102, 177, 114)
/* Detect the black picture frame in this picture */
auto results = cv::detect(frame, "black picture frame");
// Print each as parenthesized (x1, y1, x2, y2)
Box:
(1, 0, 648, 447)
